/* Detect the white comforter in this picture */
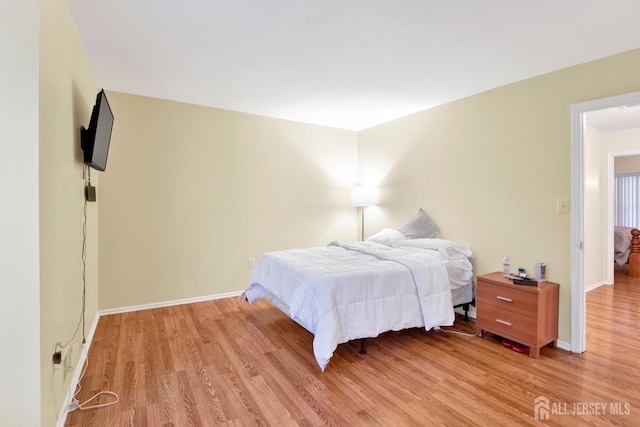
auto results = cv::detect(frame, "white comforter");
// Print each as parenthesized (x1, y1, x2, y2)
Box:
(244, 241, 458, 371)
(614, 226, 634, 265)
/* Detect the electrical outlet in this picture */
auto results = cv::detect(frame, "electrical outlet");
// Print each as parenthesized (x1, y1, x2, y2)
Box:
(248, 257, 256, 269)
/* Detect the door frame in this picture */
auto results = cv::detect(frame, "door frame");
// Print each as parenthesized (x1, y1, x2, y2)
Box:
(571, 90, 640, 353)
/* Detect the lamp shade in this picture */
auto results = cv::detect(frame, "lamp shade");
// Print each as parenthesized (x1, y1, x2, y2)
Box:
(351, 186, 376, 207)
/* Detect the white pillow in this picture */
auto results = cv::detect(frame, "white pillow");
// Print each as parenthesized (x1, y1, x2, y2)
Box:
(398, 238, 475, 261)
(398, 209, 439, 239)
(366, 228, 407, 246)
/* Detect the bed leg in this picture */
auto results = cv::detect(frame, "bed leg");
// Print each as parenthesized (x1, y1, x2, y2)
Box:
(463, 303, 470, 321)
(359, 339, 367, 355)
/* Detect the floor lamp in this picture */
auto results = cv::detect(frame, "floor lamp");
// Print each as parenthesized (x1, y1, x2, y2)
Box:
(351, 186, 376, 241)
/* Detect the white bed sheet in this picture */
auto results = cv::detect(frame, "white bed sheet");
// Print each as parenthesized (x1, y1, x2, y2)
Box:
(244, 240, 474, 370)
(614, 226, 633, 265)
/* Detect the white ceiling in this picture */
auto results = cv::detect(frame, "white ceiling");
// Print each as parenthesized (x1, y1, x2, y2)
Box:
(586, 105, 640, 133)
(68, 0, 640, 131)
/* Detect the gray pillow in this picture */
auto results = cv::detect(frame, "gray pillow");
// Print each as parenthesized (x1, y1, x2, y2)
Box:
(398, 209, 439, 239)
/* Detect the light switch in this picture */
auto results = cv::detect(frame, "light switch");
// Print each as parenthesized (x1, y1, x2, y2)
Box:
(557, 197, 570, 214)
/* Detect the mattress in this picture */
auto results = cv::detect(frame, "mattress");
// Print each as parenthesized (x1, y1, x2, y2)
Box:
(244, 239, 475, 370)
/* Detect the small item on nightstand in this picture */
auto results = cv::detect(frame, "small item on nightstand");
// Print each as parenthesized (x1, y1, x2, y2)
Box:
(513, 278, 538, 286)
(518, 267, 527, 278)
(535, 263, 546, 282)
(502, 255, 510, 276)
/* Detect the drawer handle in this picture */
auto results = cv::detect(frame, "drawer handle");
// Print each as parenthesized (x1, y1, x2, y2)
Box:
(496, 319, 512, 326)
(496, 296, 513, 302)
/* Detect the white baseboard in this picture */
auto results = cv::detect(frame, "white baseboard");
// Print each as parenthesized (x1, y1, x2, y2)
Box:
(55, 313, 100, 427)
(585, 281, 612, 292)
(556, 340, 571, 352)
(98, 290, 244, 316)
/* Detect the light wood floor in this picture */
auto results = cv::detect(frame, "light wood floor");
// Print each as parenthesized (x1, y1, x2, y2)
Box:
(65, 271, 640, 426)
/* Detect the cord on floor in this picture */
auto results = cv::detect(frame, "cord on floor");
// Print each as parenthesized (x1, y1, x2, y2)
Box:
(66, 356, 119, 413)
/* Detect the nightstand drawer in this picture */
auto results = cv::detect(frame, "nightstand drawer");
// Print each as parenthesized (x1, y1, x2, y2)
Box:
(478, 305, 537, 343)
(477, 282, 538, 318)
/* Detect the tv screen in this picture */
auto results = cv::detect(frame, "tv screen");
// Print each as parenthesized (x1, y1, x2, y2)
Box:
(81, 89, 114, 171)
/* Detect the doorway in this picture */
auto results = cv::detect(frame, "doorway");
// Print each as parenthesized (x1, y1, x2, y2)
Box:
(571, 90, 640, 353)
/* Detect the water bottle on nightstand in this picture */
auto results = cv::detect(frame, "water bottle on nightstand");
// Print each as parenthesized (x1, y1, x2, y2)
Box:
(502, 256, 510, 276)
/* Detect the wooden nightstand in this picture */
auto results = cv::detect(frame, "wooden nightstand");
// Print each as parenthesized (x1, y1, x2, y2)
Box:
(476, 271, 559, 358)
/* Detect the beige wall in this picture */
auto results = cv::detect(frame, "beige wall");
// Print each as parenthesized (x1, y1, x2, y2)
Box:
(606, 128, 640, 154)
(614, 143, 640, 173)
(358, 49, 640, 343)
(583, 124, 607, 288)
(98, 93, 358, 309)
(37, 0, 99, 425)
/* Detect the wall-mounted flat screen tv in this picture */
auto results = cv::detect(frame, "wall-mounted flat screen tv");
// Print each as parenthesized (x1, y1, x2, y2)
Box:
(81, 89, 114, 171)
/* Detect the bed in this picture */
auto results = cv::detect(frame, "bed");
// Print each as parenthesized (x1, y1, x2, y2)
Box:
(243, 237, 475, 371)
(615, 226, 634, 265)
